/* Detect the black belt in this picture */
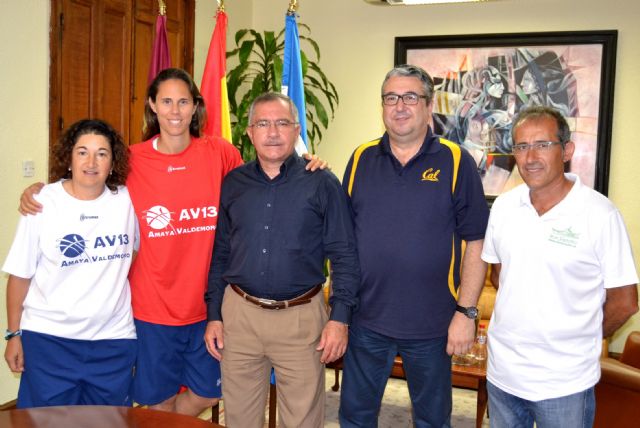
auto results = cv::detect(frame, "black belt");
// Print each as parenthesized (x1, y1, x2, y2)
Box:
(230, 284, 323, 310)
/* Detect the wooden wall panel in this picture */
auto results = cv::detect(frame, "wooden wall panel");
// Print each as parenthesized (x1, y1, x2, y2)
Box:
(60, 0, 94, 129)
(100, 2, 131, 142)
(50, 0, 195, 161)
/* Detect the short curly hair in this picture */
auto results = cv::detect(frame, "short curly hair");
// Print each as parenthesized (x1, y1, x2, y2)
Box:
(50, 119, 129, 191)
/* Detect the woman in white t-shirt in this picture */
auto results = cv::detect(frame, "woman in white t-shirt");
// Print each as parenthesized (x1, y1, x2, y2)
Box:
(3, 119, 137, 408)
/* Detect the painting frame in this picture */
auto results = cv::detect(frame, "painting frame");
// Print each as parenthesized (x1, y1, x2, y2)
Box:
(395, 30, 617, 197)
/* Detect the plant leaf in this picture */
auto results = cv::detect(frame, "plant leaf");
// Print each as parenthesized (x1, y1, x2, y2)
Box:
(238, 41, 255, 64)
(264, 31, 276, 55)
(234, 29, 249, 45)
(300, 50, 309, 77)
(299, 35, 320, 60)
(273, 55, 283, 92)
(226, 23, 338, 161)
(305, 90, 329, 128)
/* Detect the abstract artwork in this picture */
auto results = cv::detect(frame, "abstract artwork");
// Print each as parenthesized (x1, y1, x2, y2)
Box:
(395, 31, 617, 197)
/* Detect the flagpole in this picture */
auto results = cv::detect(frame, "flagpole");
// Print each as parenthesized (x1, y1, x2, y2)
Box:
(217, 0, 225, 12)
(288, 0, 298, 13)
(158, 0, 166, 16)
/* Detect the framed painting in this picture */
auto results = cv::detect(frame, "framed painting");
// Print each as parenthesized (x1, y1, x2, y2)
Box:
(395, 31, 617, 197)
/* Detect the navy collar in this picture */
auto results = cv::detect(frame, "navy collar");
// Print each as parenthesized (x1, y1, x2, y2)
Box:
(378, 127, 440, 158)
(377, 127, 442, 170)
(253, 152, 301, 182)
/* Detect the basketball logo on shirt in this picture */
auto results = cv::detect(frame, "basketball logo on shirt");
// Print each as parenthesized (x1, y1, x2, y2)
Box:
(56, 233, 132, 267)
(58, 234, 88, 258)
(144, 205, 176, 231)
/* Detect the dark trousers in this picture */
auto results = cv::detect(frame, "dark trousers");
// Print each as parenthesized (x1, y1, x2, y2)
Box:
(339, 324, 452, 428)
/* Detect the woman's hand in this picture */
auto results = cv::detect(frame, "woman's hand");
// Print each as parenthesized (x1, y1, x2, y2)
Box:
(5, 337, 24, 373)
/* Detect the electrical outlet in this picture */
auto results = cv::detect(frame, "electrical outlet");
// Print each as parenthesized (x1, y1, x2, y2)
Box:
(22, 160, 35, 177)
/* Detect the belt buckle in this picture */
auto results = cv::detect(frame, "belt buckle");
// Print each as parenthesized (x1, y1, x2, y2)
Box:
(257, 298, 278, 307)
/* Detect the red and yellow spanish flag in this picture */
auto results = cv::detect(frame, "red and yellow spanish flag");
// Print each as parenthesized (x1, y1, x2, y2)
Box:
(200, 8, 232, 143)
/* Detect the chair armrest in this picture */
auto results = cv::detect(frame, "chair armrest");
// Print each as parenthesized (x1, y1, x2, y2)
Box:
(599, 358, 640, 392)
(620, 331, 640, 368)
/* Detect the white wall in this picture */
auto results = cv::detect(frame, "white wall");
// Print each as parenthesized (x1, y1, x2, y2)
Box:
(1, 0, 639, 403)
(0, 0, 50, 403)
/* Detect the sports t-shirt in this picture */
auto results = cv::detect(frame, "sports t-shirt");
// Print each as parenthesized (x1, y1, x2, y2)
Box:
(3, 181, 137, 340)
(127, 135, 242, 325)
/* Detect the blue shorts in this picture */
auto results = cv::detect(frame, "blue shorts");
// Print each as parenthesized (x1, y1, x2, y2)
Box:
(18, 330, 136, 409)
(133, 319, 222, 405)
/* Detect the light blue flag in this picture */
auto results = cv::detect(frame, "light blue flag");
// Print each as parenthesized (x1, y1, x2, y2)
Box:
(281, 12, 308, 154)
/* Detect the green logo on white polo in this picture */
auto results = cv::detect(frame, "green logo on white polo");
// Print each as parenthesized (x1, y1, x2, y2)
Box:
(549, 227, 580, 248)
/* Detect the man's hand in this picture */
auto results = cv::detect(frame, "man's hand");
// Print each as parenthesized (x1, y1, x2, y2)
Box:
(19, 182, 45, 215)
(204, 321, 224, 361)
(316, 320, 348, 364)
(446, 312, 476, 356)
(302, 153, 329, 172)
(5, 337, 24, 373)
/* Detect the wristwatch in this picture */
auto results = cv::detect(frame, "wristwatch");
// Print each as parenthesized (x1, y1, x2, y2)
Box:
(455, 305, 479, 320)
(4, 329, 22, 340)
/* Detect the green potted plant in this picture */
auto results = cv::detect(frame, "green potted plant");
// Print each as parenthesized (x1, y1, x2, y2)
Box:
(226, 24, 339, 160)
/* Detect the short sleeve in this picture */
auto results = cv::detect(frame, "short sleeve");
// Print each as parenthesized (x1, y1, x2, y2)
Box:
(596, 209, 639, 289)
(481, 204, 500, 264)
(2, 213, 42, 279)
(454, 149, 489, 241)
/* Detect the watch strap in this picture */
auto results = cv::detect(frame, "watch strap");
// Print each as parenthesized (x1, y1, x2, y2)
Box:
(455, 305, 478, 319)
(4, 329, 22, 340)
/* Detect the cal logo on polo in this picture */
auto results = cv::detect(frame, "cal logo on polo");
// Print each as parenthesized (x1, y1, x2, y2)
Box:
(421, 167, 441, 182)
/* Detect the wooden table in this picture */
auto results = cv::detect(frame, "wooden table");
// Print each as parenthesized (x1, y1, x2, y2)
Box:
(0, 405, 222, 428)
(451, 360, 487, 428)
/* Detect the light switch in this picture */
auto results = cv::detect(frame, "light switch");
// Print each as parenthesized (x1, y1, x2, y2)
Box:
(22, 160, 35, 177)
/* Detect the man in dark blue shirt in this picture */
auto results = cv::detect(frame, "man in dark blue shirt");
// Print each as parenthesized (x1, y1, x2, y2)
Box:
(204, 92, 360, 427)
(339, 65, 489, 428)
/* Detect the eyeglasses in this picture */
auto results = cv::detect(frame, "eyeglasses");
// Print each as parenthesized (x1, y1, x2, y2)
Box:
(512, 141, 564, 155)
(249, 119, 297, 130)
(381, 92, 427, 106)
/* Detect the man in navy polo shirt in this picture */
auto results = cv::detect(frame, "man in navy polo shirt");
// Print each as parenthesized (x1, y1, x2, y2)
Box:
(339, 64, 489, 427)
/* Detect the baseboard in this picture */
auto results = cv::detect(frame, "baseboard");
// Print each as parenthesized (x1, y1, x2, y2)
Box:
(0, 399, 17, 410)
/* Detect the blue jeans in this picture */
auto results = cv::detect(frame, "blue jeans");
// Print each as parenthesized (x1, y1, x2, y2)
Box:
(339, 324, 452, 428)
(487, 381, 595, 428)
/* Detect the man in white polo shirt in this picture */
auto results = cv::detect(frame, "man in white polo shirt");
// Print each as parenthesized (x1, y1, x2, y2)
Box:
(481, 105, 638, 427)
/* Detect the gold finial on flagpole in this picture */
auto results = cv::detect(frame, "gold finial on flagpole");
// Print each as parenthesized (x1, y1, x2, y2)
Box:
(217, 0, 225, 12)
(158, 0, 166, 16)
(287, 0, 298, 14)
